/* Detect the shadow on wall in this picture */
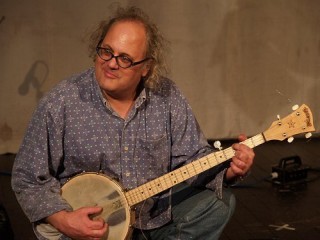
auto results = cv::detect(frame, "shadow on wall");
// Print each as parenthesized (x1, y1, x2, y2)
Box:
(18, 60, 49, 102)
(0, 16, 5, 25)
(0, 61, 49, 145)
(209, 0, 320, 122)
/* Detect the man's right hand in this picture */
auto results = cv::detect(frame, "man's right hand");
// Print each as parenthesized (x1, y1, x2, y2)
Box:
(46, 207, 108, 240)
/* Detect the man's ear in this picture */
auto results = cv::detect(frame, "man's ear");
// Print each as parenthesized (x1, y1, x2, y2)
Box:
(142, 60, 152, 77)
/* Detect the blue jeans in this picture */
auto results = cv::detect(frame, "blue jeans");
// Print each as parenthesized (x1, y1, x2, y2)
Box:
(133, 183, 236, 240)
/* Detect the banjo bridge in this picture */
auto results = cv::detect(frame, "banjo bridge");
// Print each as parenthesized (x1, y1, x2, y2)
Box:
(112, 199, 123, 210)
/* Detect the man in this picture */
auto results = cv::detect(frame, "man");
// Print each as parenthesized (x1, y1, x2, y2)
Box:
(12, 6, 254, 240)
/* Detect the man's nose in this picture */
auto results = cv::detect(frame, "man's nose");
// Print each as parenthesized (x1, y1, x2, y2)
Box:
(107, 56, 119, 69)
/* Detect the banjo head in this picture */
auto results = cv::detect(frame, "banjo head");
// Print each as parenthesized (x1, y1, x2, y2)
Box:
(61, 172, 134, 240)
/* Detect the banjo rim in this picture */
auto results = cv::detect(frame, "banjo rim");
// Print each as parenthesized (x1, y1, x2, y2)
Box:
(61, 172, 135, 240)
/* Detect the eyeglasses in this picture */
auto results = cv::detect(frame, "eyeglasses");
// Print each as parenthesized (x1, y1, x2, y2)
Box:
(96, 46, 150, 69)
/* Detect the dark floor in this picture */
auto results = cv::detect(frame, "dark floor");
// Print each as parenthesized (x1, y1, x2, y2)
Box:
(220, 137, 320, 240)
(1, 138, 320, 240)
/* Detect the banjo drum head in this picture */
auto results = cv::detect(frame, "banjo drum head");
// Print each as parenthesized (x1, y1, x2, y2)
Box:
(61, 172, 133, 240)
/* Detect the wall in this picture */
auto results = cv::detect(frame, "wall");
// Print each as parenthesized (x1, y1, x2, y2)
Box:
(1, 0, 319, 153)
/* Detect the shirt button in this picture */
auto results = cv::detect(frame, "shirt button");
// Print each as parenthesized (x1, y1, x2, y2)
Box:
(124, 146, 129, 151)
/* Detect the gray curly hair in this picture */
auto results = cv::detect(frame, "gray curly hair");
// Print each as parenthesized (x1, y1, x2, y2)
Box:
(88, 6, 168, 90)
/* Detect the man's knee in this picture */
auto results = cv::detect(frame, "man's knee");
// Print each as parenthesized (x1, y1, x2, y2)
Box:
(221, 188, 236, 218)
(203, 188, 236, 224)
(175, 187, 236, 224)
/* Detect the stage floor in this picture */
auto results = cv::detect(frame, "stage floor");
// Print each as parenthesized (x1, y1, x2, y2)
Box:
(220, 138, 320, 240)
(1, 138, 320, 240)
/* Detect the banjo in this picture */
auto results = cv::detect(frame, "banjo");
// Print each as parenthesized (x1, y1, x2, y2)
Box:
(45, 104, 315, 240)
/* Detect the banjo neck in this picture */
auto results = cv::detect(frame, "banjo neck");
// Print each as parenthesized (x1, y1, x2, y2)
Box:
(125, 103, 315, 207)
(125, 134, 265, 206)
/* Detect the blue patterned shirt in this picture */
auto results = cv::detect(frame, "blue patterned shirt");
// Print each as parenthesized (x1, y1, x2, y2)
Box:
(12, 68, 227, 238)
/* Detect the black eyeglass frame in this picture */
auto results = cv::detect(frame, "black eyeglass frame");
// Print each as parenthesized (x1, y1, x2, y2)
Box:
(96, 45, 150, 69)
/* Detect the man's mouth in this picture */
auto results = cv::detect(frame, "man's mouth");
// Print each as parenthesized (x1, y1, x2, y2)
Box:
(103, 69, 119, 79)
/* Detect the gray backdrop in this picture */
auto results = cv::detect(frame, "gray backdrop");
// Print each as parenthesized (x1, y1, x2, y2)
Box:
(1, 0, 319, 153)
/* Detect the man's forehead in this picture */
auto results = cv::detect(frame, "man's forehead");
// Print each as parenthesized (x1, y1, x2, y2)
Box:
(103, 20, 148, 55)
(108, 20, 146, 35)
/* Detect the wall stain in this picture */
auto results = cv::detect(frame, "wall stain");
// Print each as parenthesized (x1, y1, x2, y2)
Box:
(0, 122, 13, 142)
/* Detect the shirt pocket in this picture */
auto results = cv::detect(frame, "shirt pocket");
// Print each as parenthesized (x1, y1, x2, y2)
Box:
(135, 134, 169, 184)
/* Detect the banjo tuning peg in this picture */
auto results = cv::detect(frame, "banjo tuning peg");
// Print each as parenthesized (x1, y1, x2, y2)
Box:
(305, 132, 312, 139)
(292, 104, 299, 111)
(213, 140, 222, 150)
(287, 137, 294, 143)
